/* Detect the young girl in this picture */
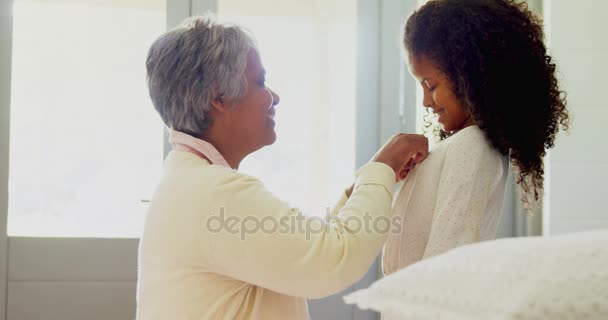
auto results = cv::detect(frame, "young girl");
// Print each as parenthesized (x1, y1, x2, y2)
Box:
(383, 0, 570, 274)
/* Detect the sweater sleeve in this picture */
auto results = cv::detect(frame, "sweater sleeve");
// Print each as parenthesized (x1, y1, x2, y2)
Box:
(422, 130, 502, 259)
(329, 190, 349, 217)
(204, 162, 396, 299)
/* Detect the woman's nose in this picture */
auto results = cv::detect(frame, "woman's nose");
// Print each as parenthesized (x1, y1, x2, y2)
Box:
(269, 88, 280, 106)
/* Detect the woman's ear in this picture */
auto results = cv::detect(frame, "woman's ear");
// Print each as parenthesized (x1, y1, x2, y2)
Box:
(210, 93, 227, 112)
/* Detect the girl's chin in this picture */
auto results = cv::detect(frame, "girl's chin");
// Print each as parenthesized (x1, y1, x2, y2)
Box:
(438, 120, 462, 132)
(438, 122, 450, 131)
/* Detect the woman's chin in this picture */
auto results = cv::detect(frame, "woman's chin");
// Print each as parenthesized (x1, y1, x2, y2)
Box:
(264, 130, 277, 146)
(267, 132, 277, 145)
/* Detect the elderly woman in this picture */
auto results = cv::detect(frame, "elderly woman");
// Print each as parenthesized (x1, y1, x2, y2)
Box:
(136, 16, 428, 320)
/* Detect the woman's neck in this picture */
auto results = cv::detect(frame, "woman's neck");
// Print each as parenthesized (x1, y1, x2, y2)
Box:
(199, 131, 248, 170)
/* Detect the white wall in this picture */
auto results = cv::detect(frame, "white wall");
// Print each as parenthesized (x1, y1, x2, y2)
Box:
(546, 0, 608, 235)
(0, 0, 12, 319)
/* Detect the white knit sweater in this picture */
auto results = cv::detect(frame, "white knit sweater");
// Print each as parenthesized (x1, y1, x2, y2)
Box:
(383, 126, 508, 275)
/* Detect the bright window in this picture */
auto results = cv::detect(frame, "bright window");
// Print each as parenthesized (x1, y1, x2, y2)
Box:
(7, 0, 357, 237)
(218, 0, 357, 215)
(8, 0, 166, 237)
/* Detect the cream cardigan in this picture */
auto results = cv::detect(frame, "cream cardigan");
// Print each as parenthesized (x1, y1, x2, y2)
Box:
(137, 151, 397, 320)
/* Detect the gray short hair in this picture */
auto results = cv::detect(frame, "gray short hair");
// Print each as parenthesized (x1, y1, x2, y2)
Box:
(146, 16, 256, 136)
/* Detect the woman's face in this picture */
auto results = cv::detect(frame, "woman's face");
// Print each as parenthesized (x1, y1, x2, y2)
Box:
(227, 49, 280, 151)
(408, 53, 474, 132)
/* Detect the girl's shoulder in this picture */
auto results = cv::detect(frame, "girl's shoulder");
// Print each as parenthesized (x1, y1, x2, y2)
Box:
(444, 126, 489, 149)
(434, 125, 497, 159)
(448, 125, 485, 142)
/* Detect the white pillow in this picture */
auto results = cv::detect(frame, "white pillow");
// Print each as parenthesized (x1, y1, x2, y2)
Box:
(344, 230, 608, 320)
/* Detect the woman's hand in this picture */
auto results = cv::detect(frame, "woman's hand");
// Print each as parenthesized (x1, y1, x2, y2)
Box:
(371, 134, 429, 182)
(346, 134, 428, 197)
(397, 158, 416, 181)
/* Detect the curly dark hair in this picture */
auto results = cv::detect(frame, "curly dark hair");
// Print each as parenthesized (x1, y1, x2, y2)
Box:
(404, 0, 569, 208)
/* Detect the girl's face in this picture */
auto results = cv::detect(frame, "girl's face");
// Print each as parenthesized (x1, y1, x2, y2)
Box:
(408, 53, 475, 132)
